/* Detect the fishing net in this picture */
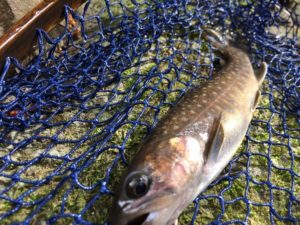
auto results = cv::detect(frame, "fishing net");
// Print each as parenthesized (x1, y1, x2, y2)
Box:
(0, 0, 299, 224)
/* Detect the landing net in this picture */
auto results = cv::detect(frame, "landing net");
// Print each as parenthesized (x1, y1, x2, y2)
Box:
(0, 0, 299, 224)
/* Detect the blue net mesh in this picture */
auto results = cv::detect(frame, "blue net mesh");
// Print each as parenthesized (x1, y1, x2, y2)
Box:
(0, 0, 299, 224)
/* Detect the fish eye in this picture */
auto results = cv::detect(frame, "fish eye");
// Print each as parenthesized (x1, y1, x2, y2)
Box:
(125, 172, 151, 198)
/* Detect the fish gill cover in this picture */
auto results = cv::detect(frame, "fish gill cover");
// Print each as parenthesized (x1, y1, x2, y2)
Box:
(0, 0, 299, 224)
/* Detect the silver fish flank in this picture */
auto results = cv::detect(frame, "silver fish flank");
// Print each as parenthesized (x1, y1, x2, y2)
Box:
(111, 29, 267, 225)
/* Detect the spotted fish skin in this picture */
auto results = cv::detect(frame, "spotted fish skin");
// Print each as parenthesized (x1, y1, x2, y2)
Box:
(111, 29, 267, 225)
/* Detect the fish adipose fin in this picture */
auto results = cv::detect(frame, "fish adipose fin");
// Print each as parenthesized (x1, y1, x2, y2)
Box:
(252, 90, 261, 112)
(206, 114, 225, 163)
(254, 62, 267, 85)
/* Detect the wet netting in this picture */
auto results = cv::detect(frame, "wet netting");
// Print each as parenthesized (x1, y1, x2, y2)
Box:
(0, 0, 299, 224)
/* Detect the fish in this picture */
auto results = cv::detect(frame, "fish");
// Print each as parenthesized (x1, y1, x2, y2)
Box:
(110, 29, 267, 225)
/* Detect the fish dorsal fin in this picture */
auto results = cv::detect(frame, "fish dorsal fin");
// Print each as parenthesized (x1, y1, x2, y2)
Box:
(206, 114, 225, 163)
(254, 62, 268, 85)
(252, 90, 261, 112)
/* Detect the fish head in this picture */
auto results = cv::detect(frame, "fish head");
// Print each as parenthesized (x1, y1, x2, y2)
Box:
(111, 136, 205, 225)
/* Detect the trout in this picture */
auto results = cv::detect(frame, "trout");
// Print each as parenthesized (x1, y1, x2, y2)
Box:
(111, 29, 267, 225)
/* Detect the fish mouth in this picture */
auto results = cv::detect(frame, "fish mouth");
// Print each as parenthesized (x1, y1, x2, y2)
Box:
(121, 187, 176, 214)
(126, 213, 149, 225)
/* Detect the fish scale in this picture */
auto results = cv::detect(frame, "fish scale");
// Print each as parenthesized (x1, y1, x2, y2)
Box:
(111, 29, 267, 225)
(154, 50, 255, 139)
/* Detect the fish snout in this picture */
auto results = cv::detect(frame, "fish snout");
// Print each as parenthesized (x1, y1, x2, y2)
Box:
(110, 204, 151, 225)
(110, 210, 158, 225)
(110, 186, 179, 225)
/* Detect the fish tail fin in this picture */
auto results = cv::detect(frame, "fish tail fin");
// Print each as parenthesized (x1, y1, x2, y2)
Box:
(202, 28, 251, 55)
(201, 28, 227, 49)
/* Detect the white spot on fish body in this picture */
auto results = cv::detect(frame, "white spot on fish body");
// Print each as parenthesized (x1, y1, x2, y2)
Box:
(222, 98, 232, 106)
(182, 117, 189, 122)
(158, 143, 164, 148)
(215, 105, 222, 111)
(174, 125, 180, 130)
(208, 108, 216, 114)
(236, 81, 244, 89)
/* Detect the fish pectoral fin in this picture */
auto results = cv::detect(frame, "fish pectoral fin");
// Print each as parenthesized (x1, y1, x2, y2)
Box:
(252, 90, 261, 112)
(173, 219, 178, 225)
(254, 62, 267, 85)
(206, 115, 225, 163)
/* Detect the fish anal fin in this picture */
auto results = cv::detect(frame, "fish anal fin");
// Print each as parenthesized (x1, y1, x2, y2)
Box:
(255, 62, 267, 85)
(206, 114, 225, 163)
(252, 90, 261, 112)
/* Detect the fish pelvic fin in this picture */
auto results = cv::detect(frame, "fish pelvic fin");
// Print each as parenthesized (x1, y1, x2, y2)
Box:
(206, 114, 225, 163)
(254, 62, 268, 85)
